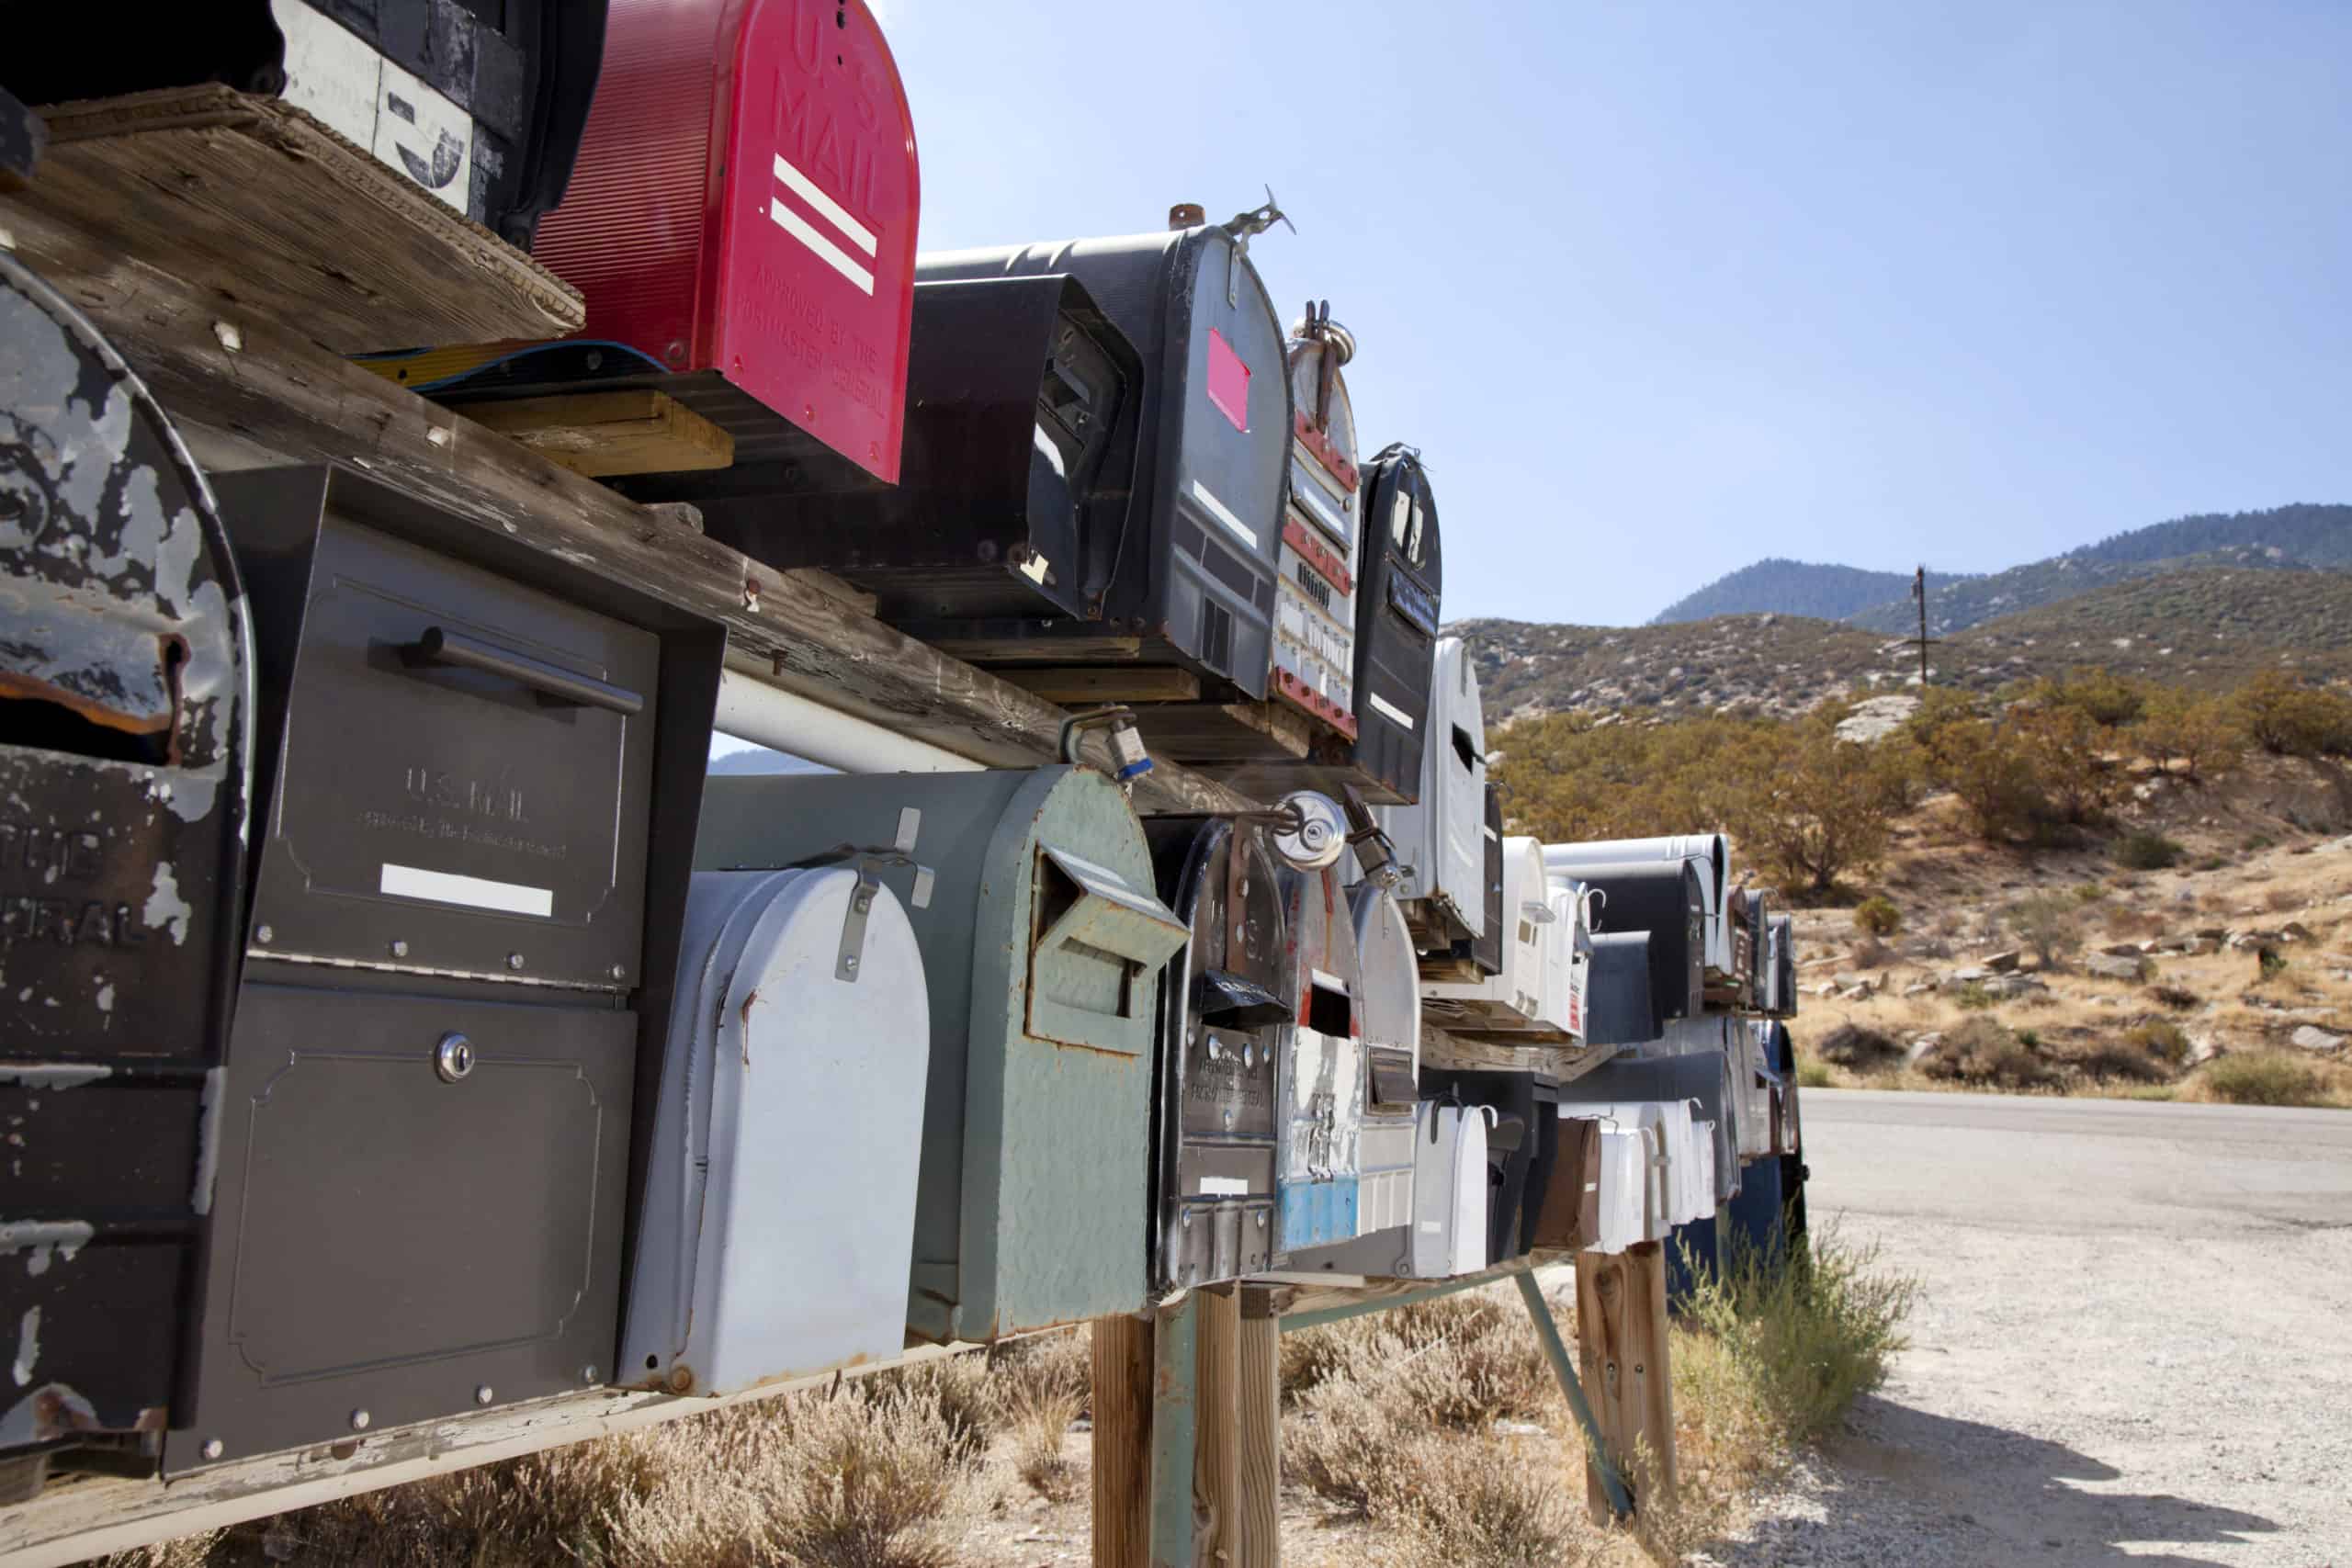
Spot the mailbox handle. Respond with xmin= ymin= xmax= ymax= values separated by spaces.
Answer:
xmin=402 ymin=627 xmax=645 ymax=716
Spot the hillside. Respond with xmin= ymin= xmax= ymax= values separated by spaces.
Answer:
xmin=1650 ymin=559 xmax=1970 ymax=625
xmin=1458 ymin=565 xmax=2352 ymax=725
xmin=1843 ymin=544 xmax=2317 ymax=637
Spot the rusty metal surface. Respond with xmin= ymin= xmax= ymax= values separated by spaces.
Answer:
xmin=0 ymin=251 xmax=251 ymax=1464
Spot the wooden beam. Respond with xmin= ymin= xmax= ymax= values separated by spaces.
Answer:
xmin=1000 ymin=665 xmax=1204 ymax=705
xmin=448 ymin=389 xmax=733 ymax=478
xmin=22 ymin=85 xmax=581 ymax=351
xmin=1193 ymin=1286 xmax=1242 ymax=1567
xmin=1234 ymin=1290 xmax=1282 ymax=1568
xmin=1574 ymin=1243 xmax=1676 ymax=1524
xmin=1091 ymin=1314 xmax=1154 ymax=1568
xmin=0 ymin=190 xmax=1250 ymax=816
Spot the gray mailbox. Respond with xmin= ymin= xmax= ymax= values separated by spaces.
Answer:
xmin=695 ymin=766 xmax=1187 ymax=1343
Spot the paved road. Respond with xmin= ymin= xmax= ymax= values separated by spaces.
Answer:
xmin=1724 ymin=1089 xmax=2352 ymax=1568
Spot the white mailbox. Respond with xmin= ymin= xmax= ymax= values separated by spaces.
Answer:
xmin=1410 ymin=1100 xmax=1490 ymax=1279
xmin=1424 ymin=836 xmax=1569 ymax=1039
xmin=1378 ymin=636 xmax=1487 ymax=954
xmin=1351 ymin=881 xmax=1422 ymax=1239
xmin=624 ymin=868 xmax=929 ymax=1395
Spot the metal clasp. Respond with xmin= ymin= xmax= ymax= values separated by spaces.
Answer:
xmin=783 ymin=807 xmax=933 ymax=984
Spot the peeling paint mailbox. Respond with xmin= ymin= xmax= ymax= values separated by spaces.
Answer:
xmin=695 ymin=766 xmax=1186 ymax=1342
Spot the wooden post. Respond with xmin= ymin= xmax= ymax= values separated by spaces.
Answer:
xmin=1193 ymin=1286 xmax=1241 ymax=1566
xmin=1574 ymin=1242 xmax=1677 ymax=1524
xmin=1234 ymin=1289 xmax=1282 ymax=1568
xmin=1092 ymin=1313 xmax=1154 ymax=1568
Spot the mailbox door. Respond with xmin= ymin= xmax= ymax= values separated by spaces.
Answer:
xmin=624 ymin=868 xmax=927 ymax=1395
xmin=1147 ymin=818 xmax=1285 ymax=1292
xmin=1374 ymin=635 xmax=1485 ymax=946
xmin=1351 ymin=444 xmax=1442 ymax=800
xmin=1408 ymin=1102 xmax=1488 ymax=1279
xmin=1349 ymin=884 xmax=1420 ymax=1238
xmin=0 ymin=256 xmax=251 ymax=1462
xmin=1274 ymin=863 xmax=1365 ymax=1255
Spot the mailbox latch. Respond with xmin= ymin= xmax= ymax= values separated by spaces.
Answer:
xmin=782 ymin=807 xmax=933 ymax=983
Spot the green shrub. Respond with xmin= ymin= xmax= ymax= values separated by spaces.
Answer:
xmin=2126 ymin=1020 xmax=2191 ymax=1064
xmin=1796 ymin=1056 xmax=1835 ymax=1089
xmin=2004 ymin=893 xmax=2084 ymax=970
xmin=1851 ymin=896 xmax=1902 ymax=937
xmin=1679 ymin=1225 xmax=1916 ymax=1445
xmin=2072 ymin=882 xmax=2107 ymax=904
xmin=2198 ymin=1052 xmax=2324 ymax=1107
xmin=1951 ymin=983 xmax=1994 ymax=1011
xmin=2114 ymin=831 xmax=2186 ymax=871
xmin=1925 ymin=1016 xmax=2060 ymax=1089
xmin=2242 ymin=834 xmax=2274 ymax=853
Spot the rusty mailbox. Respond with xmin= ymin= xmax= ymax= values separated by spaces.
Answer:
xmin=1144 ymin=815 xmax=1290 ymax=1292
xmin=695 ymin=766 xmax=1187 ymax=1342
xmin=0 ymin=256 xmax=253 ymax=1480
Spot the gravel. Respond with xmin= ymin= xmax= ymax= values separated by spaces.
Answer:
xmin=1708 ymin=1091 xmax=2352 ymax=1567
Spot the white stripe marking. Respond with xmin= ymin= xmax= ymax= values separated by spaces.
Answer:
xmin=772 ymin=152 xmax=878 ymax=256
xmin=1198 ymin=1178 xmax=1250 ymax=1197
xmin=379 ymin=863 xmax=553 ymax=918
xmin=768 ymin=197 xmax=876 ymax=295
xmin=1189 ymin=479 xmax=1259 ymax=549
xmin=1367 ymin=691 xmax=1415 ymax=730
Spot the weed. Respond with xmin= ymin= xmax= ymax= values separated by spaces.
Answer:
xmin=1921 ymin=1016 xmax=2060 ymax=1089
xmin=1387 ymin=1436 xmax=1580 ymax=1568
xmin=1852 ymin=896 xmax=1903 ymax=937
xmin=1952 ymin=983 xmax=1995 ymax=1011
xmin=2243 ymin=834 xmax=2274 ymax=852
xmin=1008 ymin=1386 xmax=1081 ymax=1503
xmin=2152 ymin=983 xmax=2199 ymax=1010
xmin=2114 ymin=830 xmax=2186 ymax=871
xmin=2072 ymin=882 xmax=2107 ymax=903
xmin=2195 ymin=855 xmax=2228 ymax=872
xmin=1796 ymin=1056 xmax=1835 ymax=1089
xmin=2195 ymin=1051 xmax=2326 ymax=1107
xmin=2126 ymin=1019 xmax=2190 ymax=1065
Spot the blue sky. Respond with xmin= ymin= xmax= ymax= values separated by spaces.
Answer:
xmin=884 ymin=0 xmax=2352 ymax=626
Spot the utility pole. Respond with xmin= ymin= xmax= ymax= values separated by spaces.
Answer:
xmin=1905 ymin=566 xmax=1939 ymax=687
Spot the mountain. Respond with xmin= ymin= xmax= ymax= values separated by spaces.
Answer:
xmin=707 ymin=744 xmax=834 ymax=776
xmin=1843 ymin=544 xmax=2319 ymax=637
xmin=1651 ymin=559 xmax=1970 ymax=625
xmin=1457 ymin=566 xmax=2352 ymax=728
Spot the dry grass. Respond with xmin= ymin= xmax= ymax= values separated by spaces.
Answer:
xmin=2181 ymin=1051 xmax=2352 ymax=1108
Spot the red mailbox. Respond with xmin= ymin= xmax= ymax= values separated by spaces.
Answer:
xmin=531 ymin=0 xmax=921 ymax=480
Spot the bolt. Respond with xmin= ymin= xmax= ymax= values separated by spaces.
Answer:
xmin=211 ymin=320 xmax=243 ymax=353
xmin=1255 ymin=1212 xmax=1267 ymax=1228
xmin=390 ymin=940 xmax=409 ymax=958
xmin=582 ymin=1365 xmax=600 ymax=1385
xmin=255 ymin=925 xmax=274 ymax=944
xmin=201 ymin=1438 xmax=225 ymax=1461
xmin=610 ymin=964 xmax=626 ymax=979
xmin=843 ymin=954 xmax=859 ymax=973
xmin=853 ymin=892 xmax=872 ymax=914
xmin=506 ymin=953 xmax=525 ymax=971
xmin=1222 ymin=1109 xmax=1234 ymax=1129
xmin=475 ymin=1385 xmax=494 ymax=1405
xmin=349 ymin=1409 xmax=370 ymax=1431
xmin=1181 ymin=1211 xmax=1192 ymax=1229
xmin=426 ymin=425 xmax=452 ymax=447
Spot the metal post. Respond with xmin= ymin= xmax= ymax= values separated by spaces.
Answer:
xmin=1146 ymin=1293 xmax=1201 ymax=1568
xmin=1513 ymin=1269 xmax=1634 ymax=1520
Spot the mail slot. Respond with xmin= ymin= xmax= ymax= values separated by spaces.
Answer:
xmin=1269 ymin=310 xmax=1361 ymax=739
xmin=1145 ymin=817 xmax=1288 ymax=1292
xmin=1425 ymin=837 xmax=1559 ymax=1036
xmin=0 ymin=257 xmax=253 ymax=1475
xmin=1378 ymin=636 xmax=1487 ymax=956
xmin=918 ymin=220 xmax=1292 ymax=698
xmin=622 ymin=868 xmax=928 ymax=1395
xmin=655 ymin=275 xmax=1142 ymax=628
xmin=695 ymin=766 xmax=1185 ymax=1342
xmin=174 ymin=465 xmax=723 ymax=1471
xmin=1351 ymin=444 xmax=1442 ymax=801
xmin=1272 ymin=859 xmax=1365 ymax=1255
xmin=1568 ymin=859 xmax=1705 ymax=1024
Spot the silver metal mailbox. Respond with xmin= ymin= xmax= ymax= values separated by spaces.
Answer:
xmin=1424 ymin=836 xmax=1566 ymax=1038
xmin=1272 ymin=860 xmax=1366 ymax=1254
xmin=622 ymin=868 xmax=928 ymax=1396
xmin=695 ymin=766 xmax=1187 ymax=1343
xmin=1377 ymin=636 xmax=1487 ymax=956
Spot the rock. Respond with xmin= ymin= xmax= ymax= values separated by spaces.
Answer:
xmin=2085 ymin=953 xmax=2148 ymax=982
xmin=1984 ymin=950 xmax=2021 ymax=974
xmin=2281 ymin=921 xmax=2314 ymax=942
xmin=1903 ymin=1032 xmax=1943 ymax=1068
xmin=1833 ymin=973 xmax=1865 ymax=991
xmin=1903 ymin=981 xmax=1937 ymax=998
xmin=2187 ymin=1034 xmax=2222 ymax=1066
xmin=2099 ymin=942 xmax=2144 ymax=958
xmin=1943 ymin=966 xmax=1992 ymax=989
xmin=1817 ymin=1023 xmax=1905 ymax=1068
xmin=1839 ymin=983 xmax=1875 ymax=1001
xmin=1810 ymin=981 xmax=1838 ymax=998
xmin=1834 ymin=694 xmax=1920 ymax=744
xmin=1980 ymin=974 xmax=2045 ymax=1000
xmin=2197 ymin=928 xmax=2228 ymax=942
xmin=2290 ymin=1025 xmax=2346 ymax=1053
xmin=2320 ymin=833 xmax=2352 ymax=853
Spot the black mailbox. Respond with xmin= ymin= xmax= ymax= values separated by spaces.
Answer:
xmin=166 ymin=466 xmax=722 ymax=1472
xmin=1575 ymin=860 xmax=1706 ymax=1025
xmin=640 ymin=275 xmax=1143 ymax=627
xmin=910 ymin=224 xmax=1294 ymax=698
xmin=0 ymin=257 xmax=253 ymax=1480
xmin=1351 ymin=445 xmax=1443 ymax=799
xmin=1146 ymin=817 xmax=1291 ymax=1291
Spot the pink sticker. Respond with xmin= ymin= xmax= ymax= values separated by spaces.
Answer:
xmin=1205 ymin=328 xmax=1250 ymax=433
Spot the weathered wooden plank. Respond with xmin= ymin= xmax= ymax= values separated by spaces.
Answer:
xmin=449 ymin=389 xmax=733 ymax=478
xmin=1001 ymin=665 xmax=1204 ymax=705
xmin=1575 ymin=1243 xmax=1676 ymax=1523
xmin=22 ymin=85 xmax=581 ymax=351
xmin=0 ymin=191 xmax=1249 ymax=815
xmin=1091 ymin=1314 xmax=1155 ymax=1568
xmin=780 ymin=567 xmax=879 ymax=618
xmin=1130 ymin=701 xmax=1314 ymax=763
xmin=1193 ymin=1286 xmax=1242 ymax=1566
xmin=1419 ymin=1027 xmax=1618 ymax=1087
xmin=1234 ymin=1290 xmax=1282 ymax=1568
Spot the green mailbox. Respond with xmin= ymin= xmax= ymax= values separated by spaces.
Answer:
xmin=696 ymin=765 xmax=1187 ymax=1343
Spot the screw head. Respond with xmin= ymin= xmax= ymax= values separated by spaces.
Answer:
xmin=582 ymin=1365 xmax=600 ymax=1385
xmin=1181 ymin=1211 xmax=1192 ymax=1229
xmin=475 ymin=1385 xmax=494 ymax=1405
xmin=201 ymin=1438 xmax=225 ymax=1461
xmin=609 ymin=964 xmax=626 ymax=979
xmin=1222 ymin=1109 xmax=1234 ymax=1129
xmin=506 ymin=953 xmax=526 ymax=971
xmin=842 ymin=954 xmax=859 ymax=972
xmin=255 ymin=925 xmax=274 ymax=944
xmin=390 ymin=939 xmax=409 ymax=958
xmin=1255 ymin=1212 xmax=1267 ymax=1229
xmin=349 ymin=1409 xmax=370 ymax=1431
